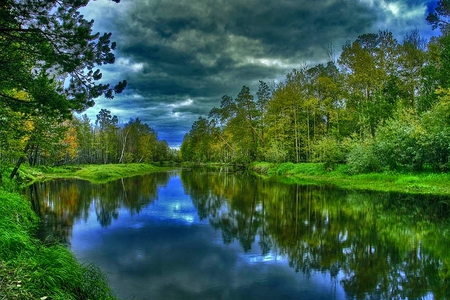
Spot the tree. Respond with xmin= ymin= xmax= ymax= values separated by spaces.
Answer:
xmin=397 ymin=30 xmax=427 ymax=109
xmin=7 ymin=79 xmax=73 ymax=178
xmin=120 ymin=118 xmax=157 ymax=163
xmin=255 ymin=81 xmax=272 ymax=159
xmin=233 ymin=86 xmax=260 ymax=162
xmin=153 ymin=140 xmax=171 ymax=162
xmin=95 ymin=109 xmax=119 ymax=164
xmin=72 ymin=114 xmax=95 ymax=164
xmin=181 ymin=117 xmax=213 ymax=162
xmin=339 ymin=31 xmax=400 ymax=137
xmin=0 ymin=0 xmax=126 ymax=116
xmin=1 ymin=0 xmax=126 ymax=176
xmin=426 ymin=0 xmax=450 ymax=33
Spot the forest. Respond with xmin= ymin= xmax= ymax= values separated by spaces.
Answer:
xmin=3 ymin=1 xmax=450 ymax=180
xmin=181 ymin=3 xmax=450 ymax=174
xmin=0 ymin=0 xmax=178 ymax=181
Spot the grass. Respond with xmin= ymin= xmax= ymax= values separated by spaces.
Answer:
xmin=0 ymin=190 xmax=117 ymax=300
xmin=250 ymin=162 xmax=450 ymax=195
xmin=20 ymin=163 xmax=173 ymax=184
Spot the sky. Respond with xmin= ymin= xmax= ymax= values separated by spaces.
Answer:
xmin=79 ymin=0 xmax=439 ymax=148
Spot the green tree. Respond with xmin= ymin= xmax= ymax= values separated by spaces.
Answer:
xmin=233 ymin=86 xmax=260 ymax=162
xmin=72 ymin=114 xmax=95 ymax=164
xmin=120 ymin=118 xmax=157 ymax=163
xmin=421 ymin=88 xmax=450 ymax=171
xmin=0 ymin=0 xmax=126 ymax=115
xmin=397 ymin=30 xmax=427 ymax=109
xmin=374 ymin=109 xmax=426 ymax=171
xmin=207 ymin=95 xmax=238 ymax=162
xmin=181 ymin=117 xmax=213 ymax=162
xmin=255 ymin=81 xmax=272 ymax=160
xmin=420 ymin=1 xmax=450 ymax=111
xmin=1 ymin=0 xmax=126 ymax=176
xmin=426 ymin=0 xmax=450 ymax=33
xmin=339 ymin=31 xmax=399 ymax=137
xmin=153 ymin=140 xmax=171 ymax=162
xmin=95 ymin=109 xmax=119 ymax=164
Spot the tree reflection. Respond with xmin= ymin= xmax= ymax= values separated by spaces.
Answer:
xmin=27 ymin=172 xmax=172 ymax=241
xmin=27 ymin=170 xmax=450 ymax=299
xmin=181 ymin=169 xmax=450 ymax=299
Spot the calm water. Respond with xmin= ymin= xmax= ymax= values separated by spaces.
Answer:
xmin=27 ymin=169 xmax=450 ymax=299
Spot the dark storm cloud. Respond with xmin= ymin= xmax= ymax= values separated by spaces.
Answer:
xmin=81 ymin=0 xmax=436 ymax=147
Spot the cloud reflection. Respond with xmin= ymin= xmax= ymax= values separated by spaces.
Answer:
xmin=70 ymin=176 xmax=345 ymax=300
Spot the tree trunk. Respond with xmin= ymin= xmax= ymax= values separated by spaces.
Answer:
xmin=10 ymin=138 xmax=33 ymax=179
xmin=118 ymin=127 xmax=130 ymax=163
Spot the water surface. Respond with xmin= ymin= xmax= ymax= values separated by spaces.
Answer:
xmin=28 ymin=169 xmax=450 ymax=299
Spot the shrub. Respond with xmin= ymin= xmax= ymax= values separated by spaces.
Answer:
xmin=345 ymin=140 xmax=381 ymax=174
xmin=374 ymin=109 xmax=425 ymax=172
xmin=311 ymin=136 xmax=344 ymax=170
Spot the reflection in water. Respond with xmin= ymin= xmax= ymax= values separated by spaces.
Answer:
xmin=28 ymin=172 xmax=171 ymax=243
xmin=27 ymin=170 xmax=450 ymax=299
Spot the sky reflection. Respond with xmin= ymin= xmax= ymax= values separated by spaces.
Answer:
xmin=69 ymin=175 xmax=346 ymax=300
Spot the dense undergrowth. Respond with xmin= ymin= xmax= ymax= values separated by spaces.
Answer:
xmin=250 ymin=162 xmax=450 ymax=195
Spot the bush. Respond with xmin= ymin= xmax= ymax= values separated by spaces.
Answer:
xmin=374 ymin=110 xmax=426 ymax=172
xmin=422 ymin=130 xmax=450 ymax=171
xmin=345 ymin=140 xmax=381 ymax=174
xmin=311 ymin=136 xmax=344 ymax=170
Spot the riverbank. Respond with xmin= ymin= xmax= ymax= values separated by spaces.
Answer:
xmin=250 ymin=162 xmax=450 ymax=196
xmin=1 ymin=163 xmax=172 ymax=299
xmin=0 ymin=189 xmax=118 ymax=299
xmin=20 ymin=163 xmax=174 ymax=184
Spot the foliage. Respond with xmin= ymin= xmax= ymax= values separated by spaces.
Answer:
xmin=374 ymin=109 xmax=426 ymax=171
xmin=345 ymin=138 xmax=381 ymax=174
xmin=0 ymin=0 xmax=126 ymax=114
xmin=179 ymin=1 xmax=450 ymax=174
xmin=311 ymin=136 xmax=344 ymax=170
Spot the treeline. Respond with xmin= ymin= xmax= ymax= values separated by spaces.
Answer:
xmin=181 ymin=4 xmax=450 ymax=173
xmin=72 ymin=109 xmax=177 ymax=165
xmin=0 ymin=107 xmax=177 ymax=171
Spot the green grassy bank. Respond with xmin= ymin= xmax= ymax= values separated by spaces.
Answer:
xmin=1 ymin=163 xmax=173 ymax=299
xmin=0 ymin=189 xmax=117 ymax=299
xmin=250 ymin=162 xmax=450 ymax=196
xmin=20 ymin=163 xmax=173 ymax=184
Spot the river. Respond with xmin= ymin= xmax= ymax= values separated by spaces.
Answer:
xmin=27 ymin=169 xmax=450 ymax=299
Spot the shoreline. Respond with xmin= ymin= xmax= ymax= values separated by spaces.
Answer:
xmin=249 ymin=162 xmax=450 ymax=196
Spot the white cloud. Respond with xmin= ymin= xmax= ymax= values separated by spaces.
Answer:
xmin=168 ymin=98 xmax=194 ymax=108
xmin=116 ymin=57 xmax=145 ymax=73
xmin=358 ymin=0 xmax=428 ymax=33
